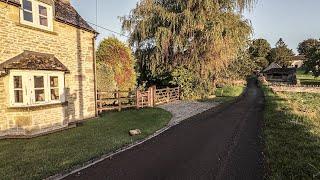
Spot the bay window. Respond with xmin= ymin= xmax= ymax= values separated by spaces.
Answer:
xmin=20 ymin=0 xmax=53 ymax=31
xmin=9 ymin=70 xmax=65 ymax=107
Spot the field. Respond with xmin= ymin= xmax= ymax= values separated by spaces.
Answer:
xmin=0 ymin=108 xmax=171 ymax=180
xmin=296 ymin=69 xmax=320 ymax=85
xmin=263 ymin=87 xmax=320 ymax=179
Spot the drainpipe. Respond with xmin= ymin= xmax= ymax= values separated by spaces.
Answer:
xmin=93 ymin=33 xmax=98 ymax=117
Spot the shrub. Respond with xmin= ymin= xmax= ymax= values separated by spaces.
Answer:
xmin=96 ymin=62 xmax=117 ymax=92
xmin=96 ymin=37 xmax=136 ymax=91
xmin=170 ymin=67 xmax=214 ymax=99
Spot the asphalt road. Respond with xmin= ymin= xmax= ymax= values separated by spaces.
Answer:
xmin=65 ymin=80 xmax=265 ymax=180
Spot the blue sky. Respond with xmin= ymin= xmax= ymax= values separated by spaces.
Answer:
xmin=72 ymin=0 xmax=320 ymax=54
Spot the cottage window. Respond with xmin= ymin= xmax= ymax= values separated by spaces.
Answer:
xmin=9 ymin=70 xmax=65 ymax=107
xmin=22 ymin=0 xmax=33 ymax=22
xmin=13 ymin=76 xmax=24 ymax=103
xmin=38 ymin=5 xmax=48 ymax=26
xmin=34 ymin=76 xmax=45 ymax=102
xmin=20 ymin=0 xmax=53 ymax=31
xmin=50 ymin=76 xmax=60 ymax=100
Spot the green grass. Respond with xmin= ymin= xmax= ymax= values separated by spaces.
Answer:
xmin=0 ymin=108 xmax=171 ymax=180
xmin=262 ymin=87 xmax=320 ymax=179
xmin=197 ymin=85 xmax=245 ymax=103
xmin=296 ymin=69 xmax=320 ymax=85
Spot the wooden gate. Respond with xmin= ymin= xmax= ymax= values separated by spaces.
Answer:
xmin=136 ymin=90 xmax=151 ymax=108
xmin=97 ymin=86 xmax=180 ymax=113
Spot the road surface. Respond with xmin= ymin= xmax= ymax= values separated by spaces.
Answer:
xmin=65 ymin=80 xmax=265 ymax=180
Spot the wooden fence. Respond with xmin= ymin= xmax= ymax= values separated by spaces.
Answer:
xmin=97 ymin=86 xmax=180 ymax=114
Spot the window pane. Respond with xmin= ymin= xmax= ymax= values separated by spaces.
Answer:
xmin=23 ymin=11 xmax=33 ymax=22
xmin=14 ymin=76 xmax=22 ymax=89
xmin=51 ymin=89 xmax=60 ymax=100
xmin=39 ymin=16 xmax=48 ymax=26
xmin=39 ymin=5 xmax=47 ymax=16
xmin=23 ymin=0 xmax=32 ymax=11
xmin=35 ymin=90 xmax=45 ymax=102
xmin=40 ymin=16 xmax=48 ymax=26
xmin=34 ymin=76 xmax=44 ymax=88
xmin=14 ymin=90 xmax=23 ymax=103
xmin=50 ymin=76 xmax=58 ymax=87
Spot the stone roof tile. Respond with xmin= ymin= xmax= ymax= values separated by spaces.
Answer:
xmin=0 ymin=51 xmax=69 ymax=74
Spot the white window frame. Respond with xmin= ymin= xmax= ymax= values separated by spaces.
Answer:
xmin=9 ymin=70 xmax=65 ymax=107
xmin=20 ymin=0 xmax=53 ymax=31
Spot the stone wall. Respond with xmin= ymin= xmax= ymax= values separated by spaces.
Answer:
xmin=0 ymin=2 xmax=96 ymax=137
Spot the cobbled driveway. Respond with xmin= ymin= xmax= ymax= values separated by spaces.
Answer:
xmin=159 ymin=100 xmax=220 ymax=126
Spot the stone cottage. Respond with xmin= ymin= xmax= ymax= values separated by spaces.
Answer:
xmin=0 ymin=0 xmax=98 ymax=137
xmin=289 ymin=55 xmax=306 ymax=68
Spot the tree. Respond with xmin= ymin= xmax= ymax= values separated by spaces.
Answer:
xmin=122 ymin=0 xmax=254 ymax=98
xmin=298 ymin=39 xmax=320 ymax=76
xmin=253 ymin=57 xmax=269 ymax=69
xmin=96 ymin=37 xmax=136 ymax=91
xmin=96 ymin=62 xmax=117 ymax=92
xmin=297 ymin=39 xmax=320 ymax=73
xmin=248 ymin=38 xmax=271 ymax=69
xmin=267 ymin=38 xmax=295 ymax=67
xmin=305 ymin=46 xmax=320 ymax=77
xmin=249 ymin=38 xmax=271 ymax=58
xmin=297 ymin=39 xmax=320 ymax=55
xmin=222 ymin=50 xmax=258 ymax=80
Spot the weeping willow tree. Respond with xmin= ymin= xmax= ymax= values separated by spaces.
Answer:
xmin=122 ymin=0 xmax=255 ymax=98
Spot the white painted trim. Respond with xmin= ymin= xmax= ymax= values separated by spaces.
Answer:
xmin=19 ymin=0 xmax=53 ymax=31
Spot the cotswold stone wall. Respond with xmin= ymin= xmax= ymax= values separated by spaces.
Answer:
xmin=0 ymin=2 xmax=96 ymax=137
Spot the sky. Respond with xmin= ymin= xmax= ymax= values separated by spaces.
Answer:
xmin=72 ymin=0 xmax=320 ymax=54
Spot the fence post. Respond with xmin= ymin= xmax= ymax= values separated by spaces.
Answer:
xmin=97 ymin=90 xmax=101 ymax=114
xmin=177 ymin=87 xmax=181 ymax=100
xmin=167 ymin=87 xmax=171 ymax=102
xmin=116 ymin=91 xmax=121 ymax=112
xmin=148 ymin=86 xmax=156 ymax=107
xmin=136 ymin=89 xmax=140 ymax=109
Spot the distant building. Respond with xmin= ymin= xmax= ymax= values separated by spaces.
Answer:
xmin=289 ymin=55 xmax=306 ymax=68
xmin=263 ymin=63 xmax=297 ymax=84
xmin=263 ymin=62 xmax=282 ymax=72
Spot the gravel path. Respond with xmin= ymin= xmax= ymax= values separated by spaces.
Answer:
xmin=64 ymin=79 xmax=265 ymax=180
xmin=159 ymin=100 xmax=221 ymax=126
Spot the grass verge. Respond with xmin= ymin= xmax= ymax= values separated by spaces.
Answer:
xmin=197 ymin=84 xmax=245 ymax=103
xmin=0 ymin=108 xmax=171 ymax=180
xmin=262 ymin=86 xmax=320 ymax=179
